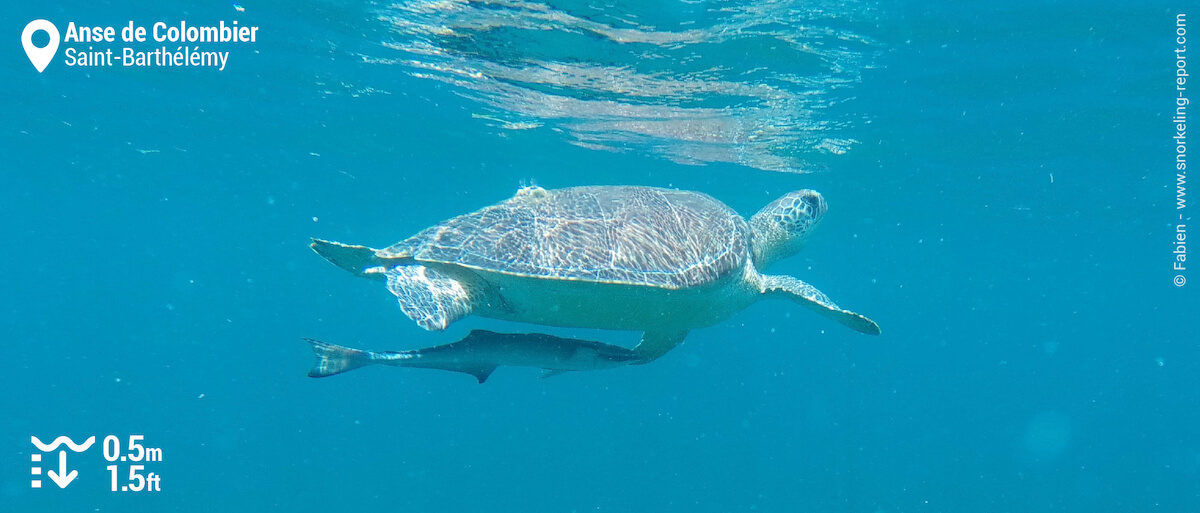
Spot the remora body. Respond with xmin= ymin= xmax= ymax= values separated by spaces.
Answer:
xmin=306 ymin=329 xmax=640 ymax=383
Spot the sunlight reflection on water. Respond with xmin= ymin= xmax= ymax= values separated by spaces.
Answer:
xmin=366 ymin=0 xmax=882 ymax=173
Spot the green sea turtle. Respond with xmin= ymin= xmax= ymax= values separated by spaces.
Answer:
xmin=312 ymin=185 xmax=879 ymax=362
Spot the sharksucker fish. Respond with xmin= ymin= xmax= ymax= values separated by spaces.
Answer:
xmin=306 ymin=329 xmax=642 ymax=383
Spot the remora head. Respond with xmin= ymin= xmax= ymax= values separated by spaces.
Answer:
xmin=749 ymin=189 xmax=828 ymax=270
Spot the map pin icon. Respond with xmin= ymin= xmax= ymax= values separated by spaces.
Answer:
xmin=22 ymin=20 xmax=60 ymax=73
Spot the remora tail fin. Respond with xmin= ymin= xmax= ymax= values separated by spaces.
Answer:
xmin=305 ymin=338 xmax=375 ymax=377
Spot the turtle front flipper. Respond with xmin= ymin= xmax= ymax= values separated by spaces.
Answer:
xmin=386 ymin=266 xmax=474 ymax=331
xmin=631 ymin=330 xmax=689 ymax=364
xmin=760 ymin=275 xmax=881 ymax=335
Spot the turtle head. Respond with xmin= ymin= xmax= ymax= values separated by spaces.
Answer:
xmin=749 ymin=189 xmax=827 ymax=270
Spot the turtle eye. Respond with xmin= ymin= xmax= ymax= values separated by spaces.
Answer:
xmin=793 ymin=190 xmax=826 ymax=218
xmin=797 ymin=191 xmax=824 ymax=214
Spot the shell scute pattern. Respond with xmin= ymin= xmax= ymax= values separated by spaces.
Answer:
xmin=398 ymin=186 xmax=748 ymax=288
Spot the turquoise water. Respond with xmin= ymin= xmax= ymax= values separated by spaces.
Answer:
xmin=3 ymin=1 xmax=1197 ymax=512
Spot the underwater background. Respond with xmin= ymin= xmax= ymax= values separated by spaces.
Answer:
xmin=2 ymin=0 xmax=1197 ymax=512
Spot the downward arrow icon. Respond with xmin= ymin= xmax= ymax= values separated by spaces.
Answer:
xmin=46 ymin=451 xmax=77 ymax=488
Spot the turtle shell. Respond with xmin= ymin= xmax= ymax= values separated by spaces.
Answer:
xmin=379 ymin=186 xmax=750 ymax=289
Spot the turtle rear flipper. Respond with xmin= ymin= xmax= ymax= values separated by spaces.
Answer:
xmin=760 ymin=275 xmax=880 ymax=335
xmin=631 ymin=330 xmax=689 ymax=363
xmin=386 ymin=266 xmax=474 ymax=331
xmin=311 ymin=239 xmax=387 ymax=278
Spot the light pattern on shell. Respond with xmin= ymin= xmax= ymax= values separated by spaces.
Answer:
xmin=379 ymin=186 xmax=750 ymax=289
